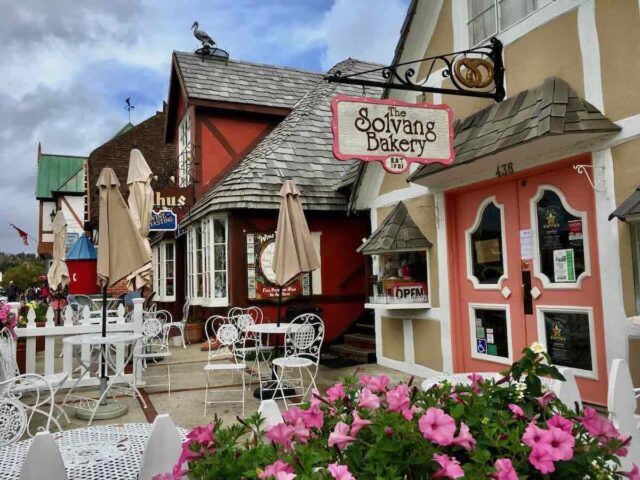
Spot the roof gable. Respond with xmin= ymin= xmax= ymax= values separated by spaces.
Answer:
xmin=186 ymin=59 xmax=384 ymax=220
xmin=358 ymin=202 xmax=432 ymax=254
xmin=36 ymin=154 xmax=86 ymax=199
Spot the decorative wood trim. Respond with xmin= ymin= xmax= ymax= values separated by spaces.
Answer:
xmin=202 ymin=117 xmax=239 ymax=159
xmin=190 ymin=98 xmax=290 ymax=117
xmin=60 ymin=196 xmax=83 ymax=228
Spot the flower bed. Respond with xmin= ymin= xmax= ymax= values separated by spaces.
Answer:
xmin=163 ymin=346 xmax=637 ymax=479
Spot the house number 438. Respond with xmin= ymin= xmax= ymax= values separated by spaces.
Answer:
xmin=496 ymin=162 xmax=514 ymax=177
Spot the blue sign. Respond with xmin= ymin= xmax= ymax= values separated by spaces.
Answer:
xmin=149 ymin=210 xmax=177 ymax=231
xmin=476 ymin=339 xmax=487 ymax=354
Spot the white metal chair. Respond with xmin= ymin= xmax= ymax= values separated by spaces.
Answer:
xmin=229 ymin=307 xmax=273 ymax=384
xmin=0 ymin=373 xmax=58 ymax=444
xmin=0 ymin=328 xmax=69 ymax=430
xmin=273 ymin=313 xmax=324 ymax=409
xmin=18 ymin=430 xmax=68 ymax=480
xmin=163 ymin=298 xmax=189 ymax=348
xmin=138 ymin=414 xmax=182 ymax=480
xmin=203 ymin=320 xmax=247 ymax=416
xmin=608 ymin=359 xmax=640 ymax=468
xmin=133 ymin=312 xmax=172 ymax=395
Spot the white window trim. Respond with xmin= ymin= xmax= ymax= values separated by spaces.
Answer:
xmin=153 ymin=240 xmax=176 ymax=302
xmin=204 ymin=214 xmax=229 ymax=308
xmin=529 ymin=184 xmax=591 ymax=290
xmin=535 ymin=304 xmax=598 ymax=380
xmin=468 ymin=302 xmax=513 ymax=365
xmin=465 ymin=196 xmax=508 ymax=290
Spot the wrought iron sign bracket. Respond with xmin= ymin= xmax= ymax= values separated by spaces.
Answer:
xmin=325 ymin=37 xmax=505 ymax=103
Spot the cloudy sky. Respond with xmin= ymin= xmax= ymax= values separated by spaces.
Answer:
xmin=0 ymin=0 xmax=408 ymax=254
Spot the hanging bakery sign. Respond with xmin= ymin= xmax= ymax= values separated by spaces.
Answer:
xmin=331 ymin=95 xmax=455 ymax=174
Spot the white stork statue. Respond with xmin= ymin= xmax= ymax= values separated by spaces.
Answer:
xmin=191 ymin=21 xmax=216 ymax=49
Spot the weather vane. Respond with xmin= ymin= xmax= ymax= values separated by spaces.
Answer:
xmin=124 ymin=97 xmax=135 ymax=122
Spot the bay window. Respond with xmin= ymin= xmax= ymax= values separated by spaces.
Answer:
xmin=186 ymin=215 xmax=229 ymax=306
xmin=467 ymin=0 xmax=552 ymax=46
xmin=152 ymin=241 xmax=175 ymax=302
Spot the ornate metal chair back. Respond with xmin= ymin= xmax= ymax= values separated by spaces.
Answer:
xmin=284 ymin=313 xmax=324 ymax=364
xmin=0 ymin=328 xmax=19 ymax=383
xmin=139 ymin=311 xmax=170 ymax=354
xmin=181 ymin=298 xmax=191 ymax=325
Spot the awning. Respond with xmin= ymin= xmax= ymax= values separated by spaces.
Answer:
xmin=358 ymin=202 xmax=432 ymax=255
xmin=609 ymin=188 xmax=640 ymax=222
xmin=407 ymin=77 xmax=620 ymax=185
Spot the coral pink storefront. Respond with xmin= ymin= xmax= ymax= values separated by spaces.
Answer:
xmin=446 ymin=156 xmax=607 ymax=404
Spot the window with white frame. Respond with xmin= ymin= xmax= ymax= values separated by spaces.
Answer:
xmin=153 ymin=241 xmax=176 ymax=302
xmin=630 ymin=223 xmax=640 ymax=315
xmin=177 ymin=112 xmax=192 ymax=187
xmin=467 ymin=0 xmax=552 ymax=46
xmin=186 ymin=216 xmax=229 ymax=306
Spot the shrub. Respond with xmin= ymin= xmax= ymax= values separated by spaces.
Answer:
xmin=163 ymin=345 xmax=637 ymax=479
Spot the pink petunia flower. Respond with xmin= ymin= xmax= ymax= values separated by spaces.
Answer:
xmin=310 ymin=388 xmax=322 ymax=408
xmin=536 ymin=391 xmax=556 ymax=408
xmin=418 ymin=408 xmax=456 ymax=446
xmin=432 ymin=453 xmax=464 ymax=479
xmin=546 ymin=426 xmax=575 ymax=461
xmin=386 ymin=384 xmax=410 ymax=412
xmin=303 ymin=404 xmax=325 ymax=429
xmin=581 ymin=407 xmax=624 ymax=445
xmin=274 ymin=473 xmax=295 ymax=480
xmin=291 ymin=418 xmax=310 ymax=444
xmin=467 ymin=373 xmax=483 ymax=393
xmin=327 ymin=463 xmax=355 ymax=480
xmin=359 ymin=374 xmax=390 ymax=392
xmin=265 ymin=423 xmax=296 ymax=451
xmin=358 ymin=388 xmax=380 ymax=411
xmin=282 ymin=407 xmax=306 ymax=425
xmin=522 ymin=422 xmax=551 ymax=449
xmin=350 ymin=410 xmax=372 ymax=436
xmin=259 ymin=460 xmax=294 ymax=479
xmin=508 ymin=404 xmax=525 ymax=419
xmin=528 ymin=445 xmax=555 ymax=474
xmin=621 ymin=464 xmax=640 ymax=480
xmin=186 ymin=422 xmax=216 ymax=446
xmin=547 ymin=414 xmax=573 ymax=433
xmin=328 ymin=421 xmax=356 ymax=451
xmin=451 ymin=422 xmax=476 ymax=451
xmin=401 ymin=405 xmax=420 ymax=421
xmin=326 ymin=383 xmax=346 ymax=402
xmin=493 ymin=458 xmax=518 ymax=480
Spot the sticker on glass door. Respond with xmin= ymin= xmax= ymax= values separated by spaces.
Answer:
xmin=468 ymin=304 xmax=512 ymax=365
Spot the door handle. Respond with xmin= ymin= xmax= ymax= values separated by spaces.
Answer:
xmin=522 ymin=271 xmax=533 ymax=314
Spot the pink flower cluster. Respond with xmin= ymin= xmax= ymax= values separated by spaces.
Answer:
xmin=522 ymin=416 xmax=575 ymax=473
xmin=0 ymin=301 xmax=17 ymax=335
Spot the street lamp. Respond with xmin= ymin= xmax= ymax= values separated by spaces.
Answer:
xmin=50 ymin=209 xmax=57 ymax=224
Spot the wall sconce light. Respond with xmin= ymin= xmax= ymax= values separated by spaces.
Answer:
xmin=50 ymin=209 xmax=57 ymax=224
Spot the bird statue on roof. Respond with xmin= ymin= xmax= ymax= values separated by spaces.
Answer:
xmin=191 ymin=21 xmax=216 ymax=49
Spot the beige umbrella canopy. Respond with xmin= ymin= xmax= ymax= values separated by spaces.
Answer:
xmin=272 ymin=179 xmax=320 ymax=287
xmin=47 ymin=210 xmax=69 ymax=291
xmin=96 ymin=167 xmax=150 ymax=288
xmin=126 ymin=149 xmax=154 ymax=289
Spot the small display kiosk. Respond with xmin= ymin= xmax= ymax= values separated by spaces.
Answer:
xmin=66 ymin=235 xmax=99 ymax=295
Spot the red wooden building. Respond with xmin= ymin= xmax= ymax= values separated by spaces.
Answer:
xmin=154 ymin=51 xmax=381 ymax=351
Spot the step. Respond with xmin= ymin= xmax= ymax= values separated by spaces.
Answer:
xmin=329 ymin=344 xmax=377 ymax=364
xmin=343 ymin=333 xmax=376 ymax=350
xmin=354 ymin=323 xmax=375 ymax=335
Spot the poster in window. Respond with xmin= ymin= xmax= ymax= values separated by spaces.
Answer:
xmin=553 ymin=249 xmax=576 ymax=282
xmin=543 ymin=310 xmax=593 ymax=372
xmin=473 ymin=309 xmax=509 ymax=359
xmin=246 ymin=232 xmax=311 ymax=301
xmin=474 ymin=238 xmax=501 ymax=264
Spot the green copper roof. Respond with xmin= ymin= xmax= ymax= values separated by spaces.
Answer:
xmin=36 ymin=154 xmax=87 ymax=199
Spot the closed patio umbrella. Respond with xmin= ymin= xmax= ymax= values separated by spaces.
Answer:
xmin=126 ymin=148 xmax=154 ymax=290
xmin=47 ymin=210 xmax=70 ymax=292
xmin=96 ymin=167 xmax=150 ymax=408
xmin=272 ymin=179 xmax=320 ymax=323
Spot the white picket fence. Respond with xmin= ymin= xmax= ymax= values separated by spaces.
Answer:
xmin=9 ymin=299 xmax=144 ymax=390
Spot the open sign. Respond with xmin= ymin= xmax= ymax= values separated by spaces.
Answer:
xmin=391 ymin=282 xmax=427 ymax=299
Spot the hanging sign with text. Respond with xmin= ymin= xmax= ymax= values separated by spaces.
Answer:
xmin=149 ymin=209 xmax=178 ymax=231
xmin=331 ymin=95 xmax=454 ymax=174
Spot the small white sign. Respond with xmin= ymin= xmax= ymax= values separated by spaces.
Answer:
xmin=553 ymin=249 xmax=576 ymax=282
xmin=520 ymin=229 xmax=533 ymax=260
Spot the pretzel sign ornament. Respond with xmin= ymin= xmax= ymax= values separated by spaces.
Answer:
xmin=331 ymin=96 xmax=455 ymax=174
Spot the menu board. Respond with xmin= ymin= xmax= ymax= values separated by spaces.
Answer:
xmin=246 ymin=232 xmax=311 ymax=301
xmin=543 ymin=310 xmax=592 ymax=372
xmin=473 ymin=308 xmax=509 ymax=359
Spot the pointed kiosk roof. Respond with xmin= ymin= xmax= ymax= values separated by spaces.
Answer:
xmin=66 ymin=235 xmax=97 ymax=261
xmin=358 ymin=202 xmax=432 ymax=255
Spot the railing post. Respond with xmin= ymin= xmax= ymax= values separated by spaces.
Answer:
xmin=132 ymin=298 xmax=144 ymax=383
xmin=25 ymin=307 xmax=36 ymax=373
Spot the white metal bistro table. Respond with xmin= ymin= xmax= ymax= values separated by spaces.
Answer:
xmin=247 ymin=323 xmax=303 ymax=400
xmin=0 ymin=423 xmax=187 ymax=480
xmin=62 ymin=333 xmax=144 ymax=425
xmin=421 ymin=372 xmax=502 ymax=391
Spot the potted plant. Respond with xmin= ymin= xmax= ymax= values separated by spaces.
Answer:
xmin=186 ymin=316 xmax=206 ymax=344
xmin=167 ymin=345 xmax=637 ymax=479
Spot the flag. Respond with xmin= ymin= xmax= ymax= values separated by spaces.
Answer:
xmin=10 ymin=224 xmax=29 ymax=246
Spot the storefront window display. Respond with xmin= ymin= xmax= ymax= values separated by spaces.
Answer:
xmin=370 ymin=251 xmax=429 ymax=305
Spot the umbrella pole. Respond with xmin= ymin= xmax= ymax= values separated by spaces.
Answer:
xmin=277 ymin=286 xmax=283 ymax=326
xmin=99 ymin=285 xmax=108 ymax=404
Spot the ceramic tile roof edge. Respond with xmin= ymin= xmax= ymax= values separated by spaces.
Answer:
xmin=609 ymin=187 xmax=640 ymax=221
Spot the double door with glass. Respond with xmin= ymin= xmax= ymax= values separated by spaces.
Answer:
xmin=449 ymin=159 xmax=607 ymax=404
